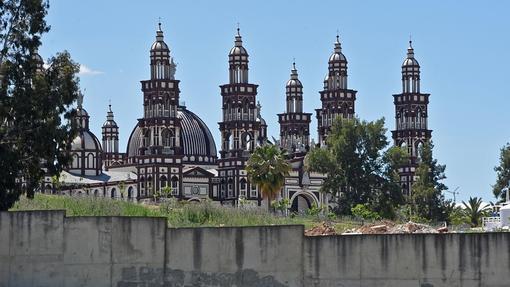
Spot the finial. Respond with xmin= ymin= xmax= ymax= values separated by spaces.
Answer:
xmin=292 ymin=58 xmax=296 ymax=70
xmin=158 ymin=17 xmax=162 ymax=31
xmin=336 ymin=29 xmax=340 ymax=42
xmin=77 ymin=90 xmax=84 ymax=108
xmin=409 ymin=34 xmax=413 ymax=48
xmin=236 ymin=22 xmax=240 ymax=36
xmin=108 ymin=99 xmax=112 ymax=111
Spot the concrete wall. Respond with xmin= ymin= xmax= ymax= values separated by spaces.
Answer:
xmin=1 ymin=211 xmax=509 ymax=287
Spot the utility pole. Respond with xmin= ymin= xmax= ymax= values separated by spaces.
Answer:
xmin=445 ymin=186 xmax=460 ymax=203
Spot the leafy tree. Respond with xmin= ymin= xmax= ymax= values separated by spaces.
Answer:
xmin=246 ymin=144 xmax=291 ymax=212
xmin=271 ymin=198 xmax=290 ymax=215
xmin=160 ymin=186 xmax=172 ymax=199
xmin=410 ymin=142 xmax=449 ymax=222
xmin=118 ymin=181 xmax=126 ymax=199
xmin=351 ymin=204 xmax=381 ymax=220
xmin=493 ymin=144 xmax=510 ymax=202
xmin=305 ymin=117 xmax=405 ymax=217
xmin=0 ymin=0 xmax=80 ymax=210
xmin=462 ymin=197 xmax=489 ymax=227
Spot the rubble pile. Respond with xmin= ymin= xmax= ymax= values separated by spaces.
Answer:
xmin=305 ymin=222 xmax=336 ymax=236
xmin=345 ymin=221 xmax=443 ymax=235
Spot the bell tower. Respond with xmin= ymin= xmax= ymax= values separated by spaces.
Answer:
xmin=135 ymin=22 xmax=183 ymax=198
xmin=217 ymin=28 xmax=262 ymax=204
xmin=316 ymin=35 xmax=357 ymax=146
xmin=278 ymin=62 xmax=312 ymax=155
xmin=392 ymin=40 xmax=432 ymax=196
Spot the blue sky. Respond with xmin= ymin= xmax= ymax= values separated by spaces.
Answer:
xmin=41 ymin=1 xmax=509 ymax=203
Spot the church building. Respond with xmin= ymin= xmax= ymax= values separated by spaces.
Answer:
xmin=39 ymin=23 xmax=433 ymax=209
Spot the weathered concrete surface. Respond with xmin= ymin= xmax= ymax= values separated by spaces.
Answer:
xmin=1 ymin=211 xmax=510 ymax=287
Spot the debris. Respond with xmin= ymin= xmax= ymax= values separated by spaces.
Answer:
xmin=305 ymin=222 xmax=336 ymax=236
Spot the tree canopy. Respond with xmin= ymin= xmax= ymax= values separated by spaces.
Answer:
xmin=305 ymin=117 xmax=406 ymax=218
xmin=493 ymin=143 xmax=510 ymax=202
xmin=0 ymin=0 xmax=80 ymax=210
xmin=409 ymin=141 xmax=449 ymax=222
xmin=246 ymin=144 xmax=291 ymax=212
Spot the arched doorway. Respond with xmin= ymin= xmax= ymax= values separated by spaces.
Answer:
xmin=290 ymin=191 xmax=319 ymax=214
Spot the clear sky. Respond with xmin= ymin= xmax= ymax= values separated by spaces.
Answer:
xmin=41 ymin=0 xmax=510 ymax=203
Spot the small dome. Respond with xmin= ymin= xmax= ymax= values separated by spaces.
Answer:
xmin=102 ymin=105 xmax=118 ymax=127
xmin=402 ymin=57 xmax=419 ymax=67
xmin=286 ymin=62 xmax=302 ymax=87
xmin=229 ymin=28 xmax=248 ymax=57
xmin=151 ymin=41 xmax=169 ymax=51
xmin=71 ymin=130 xmax=102 ymax=151
xmin=329 ymin=52 xmax=346 ymax=62
xmin=286 ymin=78 xmax=302 ymax=87
xmin=229 ymin=46 xmax=248 ymax=56
xmin=76 ymin=107 xmax=89 ymax=117
xmin=402 ymin=41 xmax=420 ymax=67
xmin=329 ymin=36 xmax=347 ymax=63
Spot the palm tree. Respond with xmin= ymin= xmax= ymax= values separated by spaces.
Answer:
xmin=462 ymin=197 xmax=489 ymax=227
xmin=246 ymin=144 xmax=291 ymax=212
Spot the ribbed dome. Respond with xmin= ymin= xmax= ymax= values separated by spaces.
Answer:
xmin=229 ymin=46 xmax=248 ymax=56
xmin=71 ymin=130 xmax=102 ymax=152
xmin=229 ymin=29 xmax=248 ymax=57
xmin=102 ymin=105 xmax=118 ymax=128
xmin=127 ymin=106 xmax=217 ymax=163
xmin=151 ymin=40 xmax=169 ymax=51
xmin=286 ymin=78 xmax=302 ymax=87
xmin=151 ymin=25 xmax=169 ymax=51
xmin=76 ymin=107 xmax=89 ymax=117
xmin=329 ymin=36 xmax=347 ymax=63
xmin=402 ymin=41 xmax=420 ymax=67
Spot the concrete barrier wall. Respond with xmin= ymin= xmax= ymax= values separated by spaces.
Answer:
xmin=1 ymin=211 xmax=509 ymax=287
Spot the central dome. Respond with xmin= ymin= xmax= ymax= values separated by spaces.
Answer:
xmin=127 ymin=105 xmax=217 ymax=165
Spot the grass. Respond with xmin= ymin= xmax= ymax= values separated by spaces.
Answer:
xmin=10 ymin=194 xmax=360 ymax=232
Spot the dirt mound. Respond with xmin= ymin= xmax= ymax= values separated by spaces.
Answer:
xmin=305 ymin=222 xmax=336 ymax=236
xmin=344 ymin=221 xmax=441 ymax=235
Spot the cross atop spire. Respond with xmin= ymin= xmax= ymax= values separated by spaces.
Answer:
xmin=77 ymin=90 xmax=84 ymax=108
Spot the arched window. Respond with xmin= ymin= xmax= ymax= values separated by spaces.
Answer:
xmin=111 ymin=188 xmax=116 ymax=198
xmin=241 ymin=132 xmax=252 ymax=150
xmin=143 ymin=129 xmax=151 ymax=147
xmin=171 ymin=176 xmax=179 ymax=194
xmin=94 ymin=189 xmax=99 ymax=197
xmin=128 ymin=186 xmax=133 ymax=199
xmin=161 ymin=129 xmax=174 ymax=148
xmin=87 ymin=153 xmax=94 ymax=169
xmin=160 ymin=175 xmax=167 ymax=188
xmin=240 ymin=178 xmax=247 ymax=197
xmin=72 ymin=153 xmax=79 ymax=168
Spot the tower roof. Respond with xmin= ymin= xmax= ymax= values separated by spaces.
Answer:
xmin=151 ymin=22 xmax=169 ymax=51
xmin=402 ymin=40 xmax=420 ymax=67
xmin=286 ymin=61 xmax=302 ymax=87
xmin=103 ymin=103 xmax=118 ymax=128
xmin=329 ymin=35 xmax=347 ymax=63
xmin=229 ymin=27 xmax=248 ymax=57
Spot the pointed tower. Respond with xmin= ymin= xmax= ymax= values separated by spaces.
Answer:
xmin=135 ymin=22 xmax=183 ymax=197
xmin=102 ymin=103 xmax=122 ymax=166
xmin=392 ymin=40 xmax=432 ymax=196
xmin=68 ymin=91 xmax=102 ymax=176
xmin=278 ymin=62 xmax=312 ymax=154
xmin=316 ymin=35 xmax=357 ymax=146
xmin=217 ymin=28 xmax=261 ymax=204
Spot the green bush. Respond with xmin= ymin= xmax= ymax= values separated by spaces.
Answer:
xmin=351 ymin=204 xmax=381 ymax=220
